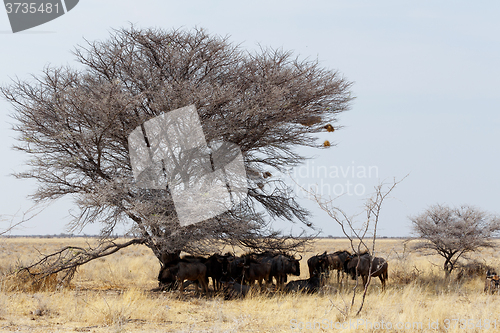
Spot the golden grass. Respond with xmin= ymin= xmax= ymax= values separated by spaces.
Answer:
xmin=1 ymin=237 xmax=500 ymax=332
xmin=1 ymin=269 xmax=60 ymax=293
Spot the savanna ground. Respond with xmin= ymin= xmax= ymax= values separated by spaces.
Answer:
xmin=1 ymin=237 xmax=500 ymax=332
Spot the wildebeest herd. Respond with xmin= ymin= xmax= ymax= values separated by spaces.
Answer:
xmin=302 ymin=250 xmax=388 ymax=292
xmin=157 ymin=250 xmax=389 ymax=298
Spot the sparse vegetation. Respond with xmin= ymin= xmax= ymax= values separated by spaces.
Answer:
xmin=1 ymin=237 xmax=500 ymax=332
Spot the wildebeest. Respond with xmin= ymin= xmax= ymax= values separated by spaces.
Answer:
xmin=284 ymin=275 xmax=324 ymax=294
xmin=326 ymin=250 xmax=351 ymax=282
xmin=157 ymin=256 xmax=191 ymax=291
xmin=203 ymin=253 xmax=234 ymax=291
xmin=240 ymin=252 xmax=302 ymax=289
xmin=242 ymin=258 xmax=272 ymax=291
xmin=344 ymin=253 xmax=388 ymax=290
xmin=226 ymin=255 xmax=245 ymax=283
xmin=245 ymin=251 xmax=279 ymax=262
xmin=222 ymin=280 xmax=251 ymax=299
xmin=158 ymin=260 xmax=209 ymax=296
xmin=484 ymin=270 xmax=500 ymax=294
xmin=181 ymin=255 xmax=207 ymax=262
xmin=265 ymin=254 xmax=302 ymax=289
xmin=307 ymin=252 xmax=329 ymax=277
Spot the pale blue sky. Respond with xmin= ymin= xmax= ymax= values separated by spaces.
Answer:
xmin=1 ymin=1 xmax=499 ymax=236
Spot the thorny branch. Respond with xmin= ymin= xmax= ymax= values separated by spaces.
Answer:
xmin=17 ymin=238 xmax=147 ymax=286
xmin=300 ymin=176 xmax=405 ymax=316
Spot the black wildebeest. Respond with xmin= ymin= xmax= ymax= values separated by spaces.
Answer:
xmin=158 ymin=260 xmax=209 ymax=296
xmin=326 ymin=250 xmax=351 ymax=282
xmin=284 ymin=275 xmax=324 ymax=294
xmin=204 ymin=253 xmax=233 ymax=291
xmin=307 ymin=252 xmax=329 ymax=277
xmin=157 ymin=255 xmax=201 ymax=291
xmin=242 ymin=257 xmax=272 ymax=291
xmin=344 ymin=253 xmax=388 ymax=290
xmin=265 ymin=254 xmax=302 ymax=289
xmin=241 ymin=252 xmax=301 ymax=289
xmin=226 ymin=255 xmax=245 ymax=283
xmin=222 ymin=280 xmax=251 ymax=299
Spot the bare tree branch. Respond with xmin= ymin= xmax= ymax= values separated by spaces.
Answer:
xmin=17 ymin=238 xmax=146 ymax=285
xmin=299 ymin=176 xmax=404 ymax=316
xmin=0 ymin=203 xmax=48 ymax=236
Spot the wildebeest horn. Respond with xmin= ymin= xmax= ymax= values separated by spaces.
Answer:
xmin=297 ymin=254 xmax=302 ymax=261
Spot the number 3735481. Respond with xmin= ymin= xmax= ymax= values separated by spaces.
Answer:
xmin=5 ymin=2 xmax=60 ymax=14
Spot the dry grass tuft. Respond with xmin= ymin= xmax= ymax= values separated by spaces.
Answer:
xmin=390 ymin=260 xmax=423 ymax=285
xmin=2 ymin=269 xmax=60 ymax=292
xmin=77 ymin=289 xmax=164 ymax=326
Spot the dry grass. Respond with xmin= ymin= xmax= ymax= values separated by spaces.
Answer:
xmin=1 ymin=237 xmax=500 ymax=332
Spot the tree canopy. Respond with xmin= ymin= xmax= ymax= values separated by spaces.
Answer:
xmin=1 ymin=26 xmax=353 ymax=268
xmin=410 ymin=204 xmax=500 ymax=275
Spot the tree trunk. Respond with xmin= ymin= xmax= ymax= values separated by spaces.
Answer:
xmin=443 ymin=254 xmax=455 ymax=278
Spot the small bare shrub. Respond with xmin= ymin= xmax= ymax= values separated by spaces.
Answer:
xmin=2 ymin=268 xmax=70 ymax=292
xmin=456 ymin=260 xmax=493 ymax=281
xmin=391 ymin=265 xmax=421 ymax=285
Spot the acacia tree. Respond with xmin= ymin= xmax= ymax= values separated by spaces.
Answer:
xmin=410 ymin=204 xmax=500 ymax=276
xmin=1 ymin=27 xmax=352 ymax=279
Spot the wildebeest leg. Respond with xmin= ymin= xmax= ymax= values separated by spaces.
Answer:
xmin=278 ymin=275 xmax=284 ymax=290
xmin=362 ymin=275 xmax=368 ymax=288
xmin=379 ymin=275 xmax=385 ymax=290
xmin=204 ymin=278 xmax=210 ymax=296
xmin=179 ymin=279 xmax=184 ymax=296
xmin=247 ymin=279 xmax=254 ymax=290
xmin=258 ymin=279 xmax=263 ymax=292
xmin=198 ymin=277 xmax=209 ymax=296
xmin=212 ymin=278 xmax=217 ymax=292
xmin=194 ymin=280 xmax=200 ymax=294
